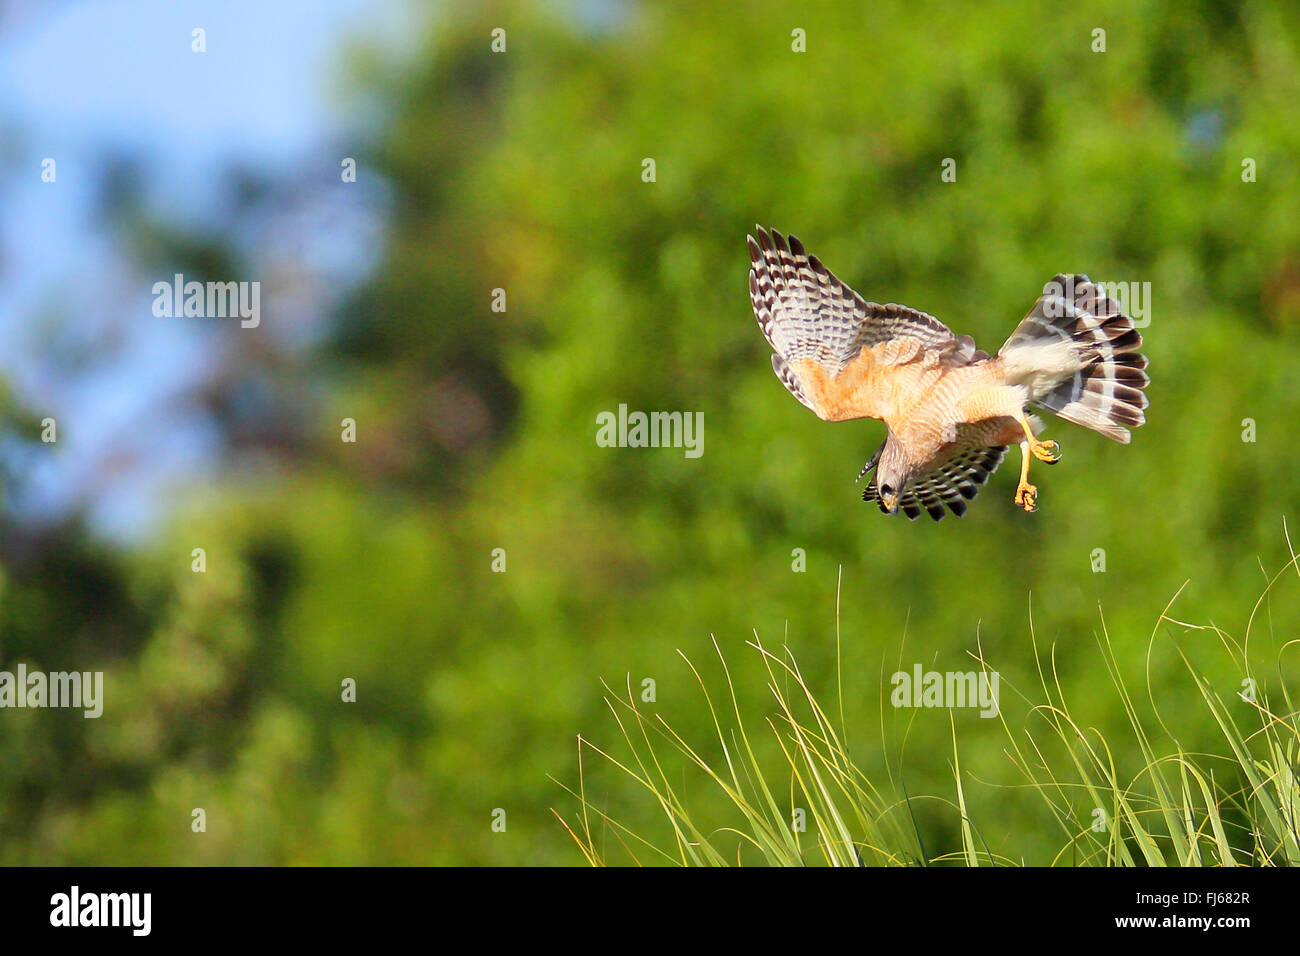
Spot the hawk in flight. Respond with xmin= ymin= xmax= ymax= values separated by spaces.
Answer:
xmin=747 ymin=226 xmax=1149 ymax=520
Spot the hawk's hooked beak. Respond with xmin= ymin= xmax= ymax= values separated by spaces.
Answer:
xmin=879 ymin=486 xmax=899 ymax=515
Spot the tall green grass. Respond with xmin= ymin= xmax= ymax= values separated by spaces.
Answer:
xmin=554 ymin=548 xmax=1300 ymax=866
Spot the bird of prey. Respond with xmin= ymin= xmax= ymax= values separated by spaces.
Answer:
xmin=747 ymin=226 xmax=1149 ymax=520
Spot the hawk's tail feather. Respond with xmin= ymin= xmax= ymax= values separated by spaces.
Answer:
xmin=1001 ymin=274 xmax=1150 ymax=443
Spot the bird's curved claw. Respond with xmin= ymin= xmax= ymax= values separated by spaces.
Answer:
xmin=1015 ymin=481 xmax=1038 ymax=513
xmin=1031 ymin=439 xmax=1061 ymax=464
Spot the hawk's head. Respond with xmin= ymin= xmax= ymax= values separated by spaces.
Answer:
xmin=875 ymin=439 xmax=913 ymax=516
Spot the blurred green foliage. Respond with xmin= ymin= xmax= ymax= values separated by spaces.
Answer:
xmin=2 ymin=0 xmax=1299 ymax=864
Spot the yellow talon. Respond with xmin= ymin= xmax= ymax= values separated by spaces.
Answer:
xmin=1032 ymin=439 xmax=1061 ymax=464
xmin=1015 ymin=481 xmax=1038 ymax=513
xmin=1014 ymin=416 xmax=1053 ymax=513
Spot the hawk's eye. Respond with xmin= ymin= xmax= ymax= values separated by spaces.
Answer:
xmin=880 ymin=484 xmax=894 ymax=496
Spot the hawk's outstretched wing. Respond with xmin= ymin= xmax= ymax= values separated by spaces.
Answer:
xmin=861 ymin=443 xmax=1007 ymax=521
xmin=748 ymin=226 xmax=985 ymax=421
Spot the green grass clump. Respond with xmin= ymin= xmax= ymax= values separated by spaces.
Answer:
xmin=556 ymin=557 xmax=1300 ymax=866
